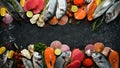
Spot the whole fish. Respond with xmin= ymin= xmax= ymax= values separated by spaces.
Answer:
xmin=105 ymin=1 xmax=120 ymax=23
xmin=6 ymin=60 xmax=14 ymax=68
xmin=93 ymin=0 xmax=115 ymax=19
xmin=32 ymin=52 xmax=43 ymax=68
xmin=43 ymin=0 xmax=57 ymax=21
xmin=56 ymin=0 xmax=67 ymax=19
xmin=91 ymin=52 xmax=112 ymax=68
xmin=54 ymin=51 xmax=71 ymax=68
xmin=13 ymin=0 xmax=26 ymax=19
xmin=0 ymin=51 xmax=8 ymax=68
xmin=54 ymin=56 xmax=65 ymax=68
xmin=22 ymin=57 xmax=33 ymax=68
xmin=0 ymin=0 xmax=25 ymax=20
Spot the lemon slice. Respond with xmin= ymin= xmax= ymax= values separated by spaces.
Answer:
xmin=26 ymin=11 xmax=33 ymax=18
xmin=0 ymin=46 xmax=6 ymax=54
xmin=0 ymin=7 xmax=7 ymax=16
xmin=55 ymin=48 xmax=61 ymax=56
xmin=20 ymin=0 xmax=26 ymax=7
xmin=71 ymin=5 xmax=78 ymax=12
xmin=7 ymin=50 xmax=14 ymax=59
xmin=96 ymin=0 xmax=101 ymax=6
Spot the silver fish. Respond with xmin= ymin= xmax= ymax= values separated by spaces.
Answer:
xmin=55 ymin=51 xmax=71 ymax=68
xmin=22 ymin=57 xmax=33 ymax=68
xmin=0 ymin=51 xmax=8 ymax=68
xmin=105 ymin=1 xmax=120 ymax=23
xmin=93 ymin=0 xmax=115 ymax=19
xmin=56 ymin=0 xmax=67 ymax=19
xmin=0 ymin=0 xmax=25 ymax=20
xmin=44 ymin=0 xmax=57 ymax=21
xmin=32 ymin=52 xmax=43 ymax=68
xmin=13 ymin=0 xmax=26 ymax=19
xmin=91 ymin=52 xmax=112 ymax=68
xmin=55 ymin=56 xmax=65 ymax=68
xmin=85 ymin=0 xmax=92 ymax=3
xmin=6 ymin=60 xmax=14 ymax=68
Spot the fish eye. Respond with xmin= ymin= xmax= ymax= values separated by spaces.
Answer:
xmin=95 ymin=53 xmax=98 ymax=55
xmin=99 ymin=56 xmax=102 ymax=59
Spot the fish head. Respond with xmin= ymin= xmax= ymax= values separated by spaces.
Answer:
xmin=44 ymin=11 xmax=53 ymax=21
xmin=105 ymin=11 xmax=115 ymax=23
xmin=56 ymin=9 xmax=65 ymax=19
xmin=33 ymin=52 xmax=42 ymax=60
xmin=105 ymin=1 xmax=120 ymax=23
xmin=93 ymin=0 xmax=113 ymax=19
xmin=91 ymin=52 xmax=107 ymax=66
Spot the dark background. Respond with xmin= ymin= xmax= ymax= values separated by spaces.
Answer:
xmin=0 ymin=15 xmax=120 ymax=54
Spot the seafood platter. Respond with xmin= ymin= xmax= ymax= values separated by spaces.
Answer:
xmin=0 ymin=0 xmax=120 ymax=68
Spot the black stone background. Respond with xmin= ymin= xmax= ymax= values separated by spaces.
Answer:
xmin=0 ymin=15 xmax=120 ymax=54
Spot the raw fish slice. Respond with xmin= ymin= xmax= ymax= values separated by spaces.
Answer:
xmin=24 ymin=0 xmax=39 ymax=12
xmin=33 ymin=0 xmax=45 ymax=14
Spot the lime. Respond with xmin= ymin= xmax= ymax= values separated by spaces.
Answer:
xmin=26 ymin=11 xmax=33 ymax=18
xmin=55 ymin=48 xmax=62 ymax=56
xmin=71 ymin=5 xmax=78 ymax=12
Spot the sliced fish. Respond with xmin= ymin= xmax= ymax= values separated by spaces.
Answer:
xmin=105 ymin=1 xmax=120 ymax=23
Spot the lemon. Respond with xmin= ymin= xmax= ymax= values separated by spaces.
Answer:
xmin=96 ymin=0 xmax=102 ymax=6
xmin=7 ymin=50 xmax=14 ymax=59
xmin=0 ymin=46 xmax=6 ymax=54
xmin=0 ymin=7 xmax=7 ymax=16
xmin=20 ymin=0 xmax=26 ymax=7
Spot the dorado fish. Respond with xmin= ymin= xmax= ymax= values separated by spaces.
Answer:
xmin=93 ymin=0 xmax=115 ymax=19
xmin=105 ymin=1 xmax=120 ymax=23
xmin=22 ymin=57 xmax=33 ymax=68
xmin=91 ymin=52 xmax=112 ymax=68
xmin=43 ymin=0 xmax=57 ymax=21
xmin=56 ymin=0 xmax=67 ymax=19
xmin=32 ymin=52 xmax=43 ymax=68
